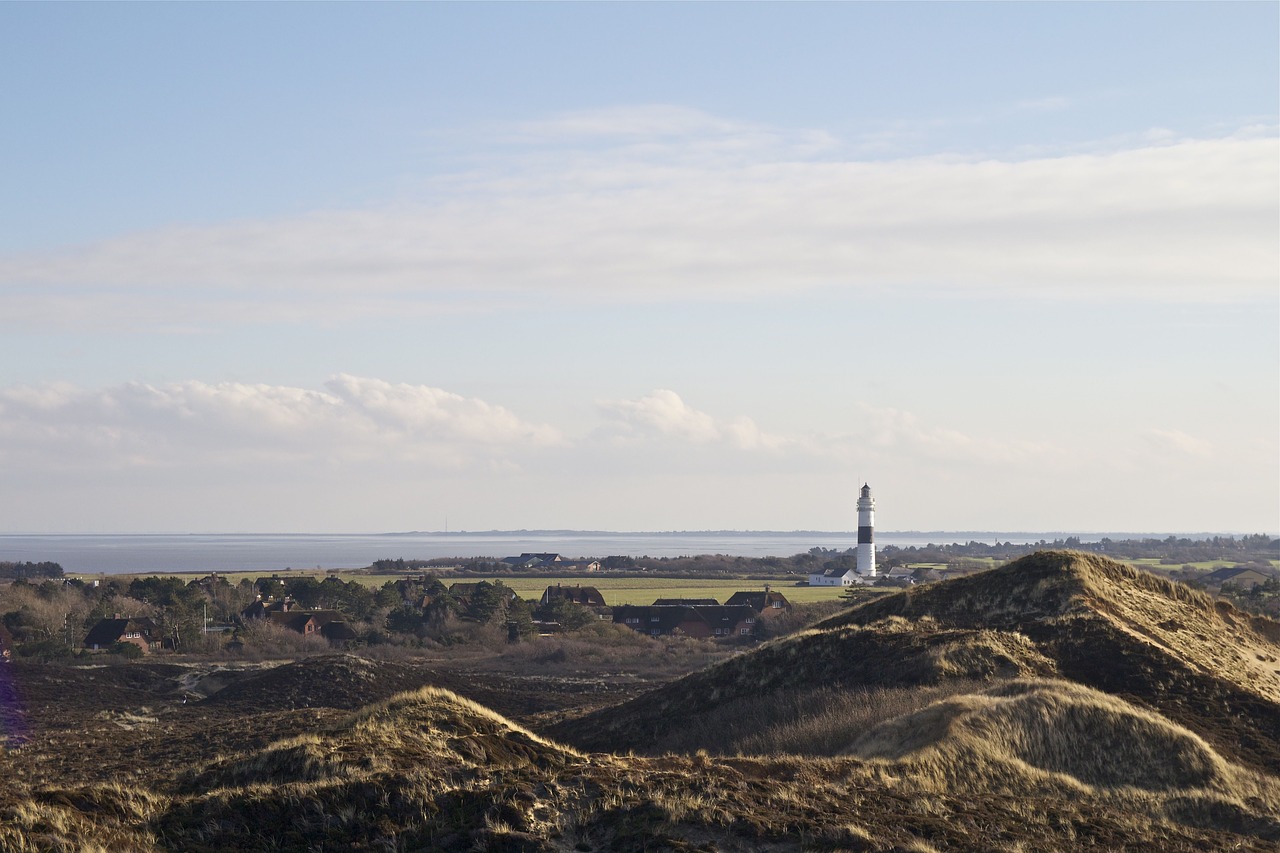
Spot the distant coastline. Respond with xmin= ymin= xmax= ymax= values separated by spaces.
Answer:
xmin=4 ymin=529 xmax=1246 ymax=538
xmin=0 ymin=529 xmax=1266 ymax=575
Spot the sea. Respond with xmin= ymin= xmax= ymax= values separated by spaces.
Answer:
xmin=0 ymin=530 xmax=1154 ymax=575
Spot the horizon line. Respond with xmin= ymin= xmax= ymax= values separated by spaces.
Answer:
xmin=1 ymin=529 xmax=1271 ymax=538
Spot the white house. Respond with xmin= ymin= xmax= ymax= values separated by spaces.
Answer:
xmin=809 ymin=566 xmax=862 ymax=587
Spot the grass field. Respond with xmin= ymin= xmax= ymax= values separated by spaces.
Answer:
xmin=465 ymin=576 xmax=854 ymax=605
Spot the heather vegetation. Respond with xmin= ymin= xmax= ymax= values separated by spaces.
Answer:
xmin=1 ymin=550 xmax=1277 ymax=851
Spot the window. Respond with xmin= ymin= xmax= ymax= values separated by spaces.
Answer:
xmin=740 ymin=628 xmax=751 ymax=635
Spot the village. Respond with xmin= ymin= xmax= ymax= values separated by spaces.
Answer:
xmin=0 ymin=546 xmax=819 ymax=663
xmin=74 ymin=571 xmax=798 ymax=657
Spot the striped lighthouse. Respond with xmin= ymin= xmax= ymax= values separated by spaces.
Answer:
xmin=856 ymin=483 xmax=876 ymax=578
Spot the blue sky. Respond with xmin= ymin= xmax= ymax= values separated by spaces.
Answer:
xmin=0 ymin=3 xmax=1276 ymax=534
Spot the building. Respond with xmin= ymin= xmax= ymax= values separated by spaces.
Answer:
xmin=724 ymin=587 xmax=791 ymax=617
xmin=266 ymin=610 xmax=357 ymax=643
xmin=501 ymin=553 xmax=564 ymax=569
xmin=1200 ymin=566 xmax=1277 ymax=590
xmin=612 ymin=605 xmax=758 ymax=639
xmin=558 ymin=560 xmax=602 ymax=572
xmin=240 ymin=596 xmax=298 ymax=621
xmin=539 ymin=584 xmax=608 ymax=608
xmin=83 ymin=616 xmax=159 ymax=654
xmin=807 ymin=483 xmax=879 ymax=586
xmin=856 ymin=483 xmax=877 ymax=578
xmin=808 ymin=566 xmax=859 ymax=587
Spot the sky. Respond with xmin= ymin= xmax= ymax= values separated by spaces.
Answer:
xmin=0 ymin=3 xmax=1276 ymax=535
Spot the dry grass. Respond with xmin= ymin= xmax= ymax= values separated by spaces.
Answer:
xmin=846 ymin=679 xmax=1280 ymax=842
xmin=190 ymin=685 xmax=583 ymax=794
xmin=548 ymin=620 xmax=1059 ymax=753
xmin=0 ymin=782 xmax=166 ymax=853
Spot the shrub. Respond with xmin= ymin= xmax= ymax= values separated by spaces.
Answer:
xmin=110 ymin=641 xmax=145 ymax=659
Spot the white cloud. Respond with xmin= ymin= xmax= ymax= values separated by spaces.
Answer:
xmin=2 ymin=108 xmax=1274 ymax=332
xmin=0 ymin=377 xmax=564 ymax=472
xmin=845 ymin=404 xmax=1065 ymax=467
xmin=1140 ymin=428 xmax=1214 ymax=459
xmin=0 ymin=376 xmax=1270 ymax=531
xmin=597 ymin=389 xmax=792 ymax=451
xmin=592 ymin=391 xmax=1066 ymax=468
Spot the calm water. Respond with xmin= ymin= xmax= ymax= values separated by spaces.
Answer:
xmin=0 ymin=530 xmax=1112 ymax=575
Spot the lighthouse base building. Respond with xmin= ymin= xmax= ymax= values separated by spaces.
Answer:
xmin=808 ymin=483 xmax=878 ymax=587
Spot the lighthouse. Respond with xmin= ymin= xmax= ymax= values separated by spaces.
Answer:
xmin=856 ymin=483 xmax=876 ymax=578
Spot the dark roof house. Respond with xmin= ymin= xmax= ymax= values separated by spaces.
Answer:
xmin=653 ymin=598 xmax=719 ymax=607
xmin=724 ymin=588 xmax=792 ymax=617
xmin=83 ymin=616 xmax=159 ymax=653
xmin=540 ymin=584 xmax=608 ymax=608
xmin=240 ymin=596 xmax=299 ymax=621
xmin=613 ymin=605 xmax=758 ymax=639
xmin=266 ymin=610 xmax=356 ymax=644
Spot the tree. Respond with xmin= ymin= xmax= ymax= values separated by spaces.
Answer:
xmin=545 ymin=599 xmax=594 ymax=632
xmin=386 ymin=605 xmax=426 ymax=636
xmin=506 ymin=598 xmax=536 ymax=640
xmin=464 ymin=581 xmax=510 ymax=624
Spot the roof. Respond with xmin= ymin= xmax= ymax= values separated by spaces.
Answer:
xmin=653 ymin=597 xmax=719 ymax=606
xmin=501 ymin=553 xmax=563 ymax=568
xmin=724 ymin=590 xmax=791 ymax=610
xmin=820 ymin=567 xmax=856 ymax=578
xmin=613 ymin=604 xmax=758 ymax=635
xmin=83 ymin=617 xmax=156 ymax=647
xmin=1201 ymin=566 xmax=1276 ymax=586
xmin=320 ymin=620 xmax=358 ymax=641
xmin=267 ymin=609 xmax=346 ymax=634
xmin=541 ymin=585 xmax=608 ymax=607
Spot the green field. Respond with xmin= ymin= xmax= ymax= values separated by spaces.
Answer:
xmin=464 ymin=576 xmax=852 ymax=606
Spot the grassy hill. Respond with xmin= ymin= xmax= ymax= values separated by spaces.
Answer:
xmin=551 ymin=551 xmax=1280 ymax=767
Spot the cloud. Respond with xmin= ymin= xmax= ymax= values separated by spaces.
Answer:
xmin=1140 ymin=428 xmax=1214 ymax=458
xmin=597 ymin=389 xmax=791 ymax=451
xmin=593 ymin=391 xmax=1064 ymax=467
xmin=1 ymin=107 xmax=1274 ymax=332
xmin=846 ymin=404 xmax=1065 ymax=467
xmin=0 ymin=376 xmax=564 ymax=472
